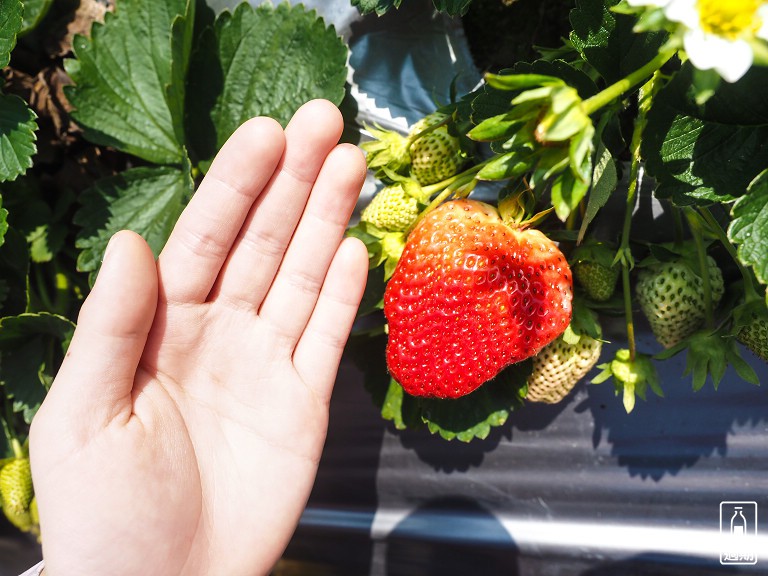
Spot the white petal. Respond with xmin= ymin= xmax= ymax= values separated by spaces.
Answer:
xmin=664 ymin=0 xmax=699 ymax=28
xmin=757 ymin=5 xmax=768 ymax=41
xmin=684 ymin=30 xmax=754 ymax=82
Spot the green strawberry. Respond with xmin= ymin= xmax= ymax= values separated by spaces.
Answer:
xmin=571 ymin=240 xmax=620 ymax=302
xmin=573 ymin=261 xmax=619 ymax=301
xmin=737 ymin=315 xmax=768 ymax=362
xmin=408 ymin=113 xmax=465 ymax=185
xmin=361 ymin=184 xmax=421 ymax=232
xmin=0 ymin=457 xmax=34 ymax=531
xmin=527 ymin=329 xmax=603 ymax=404
xmin=636 ymin=255 xmax=724 ymax=348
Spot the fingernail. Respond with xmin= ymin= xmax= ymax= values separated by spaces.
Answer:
xmin=103 ymin=234 xmax=119 ymax=263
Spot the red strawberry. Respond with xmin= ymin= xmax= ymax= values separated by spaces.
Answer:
xmin=384 ymin=199 xmax=573 ymax=399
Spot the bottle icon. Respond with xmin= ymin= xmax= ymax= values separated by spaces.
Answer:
xmin=731 ymin=506 xmax=747 ymax=536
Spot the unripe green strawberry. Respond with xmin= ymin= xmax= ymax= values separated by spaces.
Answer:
xmin=409 ymin=113 xmax=464 ymax=185
xmin=571 ymin=240 xmax=619 ymax=302
xmin=0 ymin=457 xmax=34 ymax=531
xmin=384 ymin=199 xmax=573 ymax=399
xmin=527 ymin=330 xmax=602 ymax=404
xmin=574 ymin=261 xmax=619 ymax=302
xmin=737 ymin=315 xmax=768 ymax=362
xmin=361 ymin=184 xmax=420 ymax=232
xmin=636 ymin=255 xmax=724 ymax=348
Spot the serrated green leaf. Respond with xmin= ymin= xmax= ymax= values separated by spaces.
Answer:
xmin=578 ymin=126 xmax=617 ymax=243
xmin=381 ymin=378 xmax=421 ymax=430
xmin=0 ymin=92 xmax=37 ymax=182
xmin=350 ymin=0 xmax=402 ymax=16
xmin=644 ymin=64 xmax=768 ymax=205
xmin=418 ymin=361 xmax=531 ymax=442
xmin=477 ymin=149 xmax=531 ymax=181
xmin=19 ymin=0 xmax=53 ymax=35
xmin=65 ymin=0 xmax=192 ymax=164
xmin=0 ymin=0 xmax=22 ymax=67
xmin=551 ymin=168 xmax=590 ymax=221
xmin=569 ymin=0 xmax=667 ymax=85
xmin=0 ymin=227 xmax=29 ymax=316
xmin=0 ymin=313 xmax=74 ymax=423
xmin=728 ymin=170 xmax=768 ymax=287
xmin=0 ymin=194 xmax=7 ymax=246
xmin=432 ymin=0 xmax=473 ymax=16
xmin=74 ymin=165 xmax=193 ymax=281
xmin=186 ymin=2 xmax=348 ymax=166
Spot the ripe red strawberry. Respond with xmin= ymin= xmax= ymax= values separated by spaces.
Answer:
xmin=384 ymin=199 xmax=573 ymax=399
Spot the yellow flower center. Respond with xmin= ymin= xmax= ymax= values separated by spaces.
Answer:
xmin=697 ymin=0 xmax=763 ymax=39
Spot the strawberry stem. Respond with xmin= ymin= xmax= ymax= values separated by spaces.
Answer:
xmin=697 ymin=206 xmax=762 ymax=303
xmin=618 ymin=74 xmax=661 ymax=361
xmin=1 ymin=397 xmax=19 ymax=457
xmin=582 ymin=49 xmax=675 ymax=116
xmin=684 ymin=208 xmax=714 ymax=328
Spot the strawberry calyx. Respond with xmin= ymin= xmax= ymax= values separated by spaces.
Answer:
xmin=591 ymin=349 xmax=662 ymax=413
xmin=497 ymin=183 xmax=554 ymax=230
xmin=361 ymin=123 xmax=412 ymax=177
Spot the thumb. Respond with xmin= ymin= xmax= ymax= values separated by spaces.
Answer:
xmin=44 ymin=230 xmax=158 ymax=427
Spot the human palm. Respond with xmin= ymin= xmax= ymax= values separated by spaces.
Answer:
xmin=29 ymin=100 xmax=368 ymax=576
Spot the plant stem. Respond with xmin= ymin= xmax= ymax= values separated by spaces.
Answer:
xmin=671 ymin=203 xmax=685 ymax=248
xmin=618 ymin=73 xmax=661 ymax=361
xmin=582 ymin=49 xmax=676 ymax=116
xmin=1 ymin=398 xmax=19 ymax=457
xmin=685 ymin=208 xmax=714 ymax=328
xmin=422 ymin=162 xmax=486 ymax=197
xmin=697 ymin=206 xmax=761 ymax=302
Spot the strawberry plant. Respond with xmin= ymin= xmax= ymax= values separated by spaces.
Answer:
xmin=350 ymin=0 xmax=768 ymax=439
xmin=0 ymin=0 xmax=349 ymax=534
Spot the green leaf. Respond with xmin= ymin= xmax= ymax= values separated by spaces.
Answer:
xmin=0 ymin=92 xmax=37 ymax=182
xmin=0 ymin=0 xmax=22 ymax=67
xmin=65 ymin=0 xmax=193 ymax=164
xmin=569 ymin=0 xmax=667 ymax=85
xmin=477 ymin=149 xmax=531 ymax=181
xmin=432 ymin=0 xmax=473 ymax=16
xmin=728 ymin=169 xmax=768 ymax=287
xmin=577 ymin=125 xmax=617 ymax=243
xmin=19 ymin=0 xmax=53 ymax=35
xmin=350 ymin=0 xmax=402 ymax=16
xmin=0 ymin=227 xmax=29 ymax=316
xmin=643 ymin=64 xmax=768 ymax=205
xmin=186 ymin=2 xmax=348 ymax=166
xmin=350 ymin=0 xmax=471 ymax=16
xmin=0 ymin=313 xmax=74 ymax=423
xmin=551 ymin=167 xmax=590 ymax=221
xmin=381 ymin=378 xmax=421 ymax=430
xmin=74 ymin=164 xmax=193 ymax=280
xmin=0 ymin=194 xmax=7 ymax=246
xmin=419 ymin=360 xmax=531 ymax=442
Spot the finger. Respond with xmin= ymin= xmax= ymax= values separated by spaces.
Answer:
xmin=256 ymin=143 xmax=366 ymax=340
xmin=210 ymin=99 xmax=345 ymax=309
xmin=157 ymin=117 xmax=285 ymax=303
xmin=43 ymin=231 xmax=158 ymax=426
xmin=293 ymin=237 xmax=369 ymax=400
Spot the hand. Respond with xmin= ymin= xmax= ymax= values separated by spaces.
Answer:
xmin=29 ymin=100 xmax=368 ymax=576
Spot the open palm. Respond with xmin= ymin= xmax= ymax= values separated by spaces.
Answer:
xmin=29 ymin=101 xmax=368 ymax=576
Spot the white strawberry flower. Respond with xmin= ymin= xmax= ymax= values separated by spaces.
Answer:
xmin=627 ymin=0 xmax=768 ymax=82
